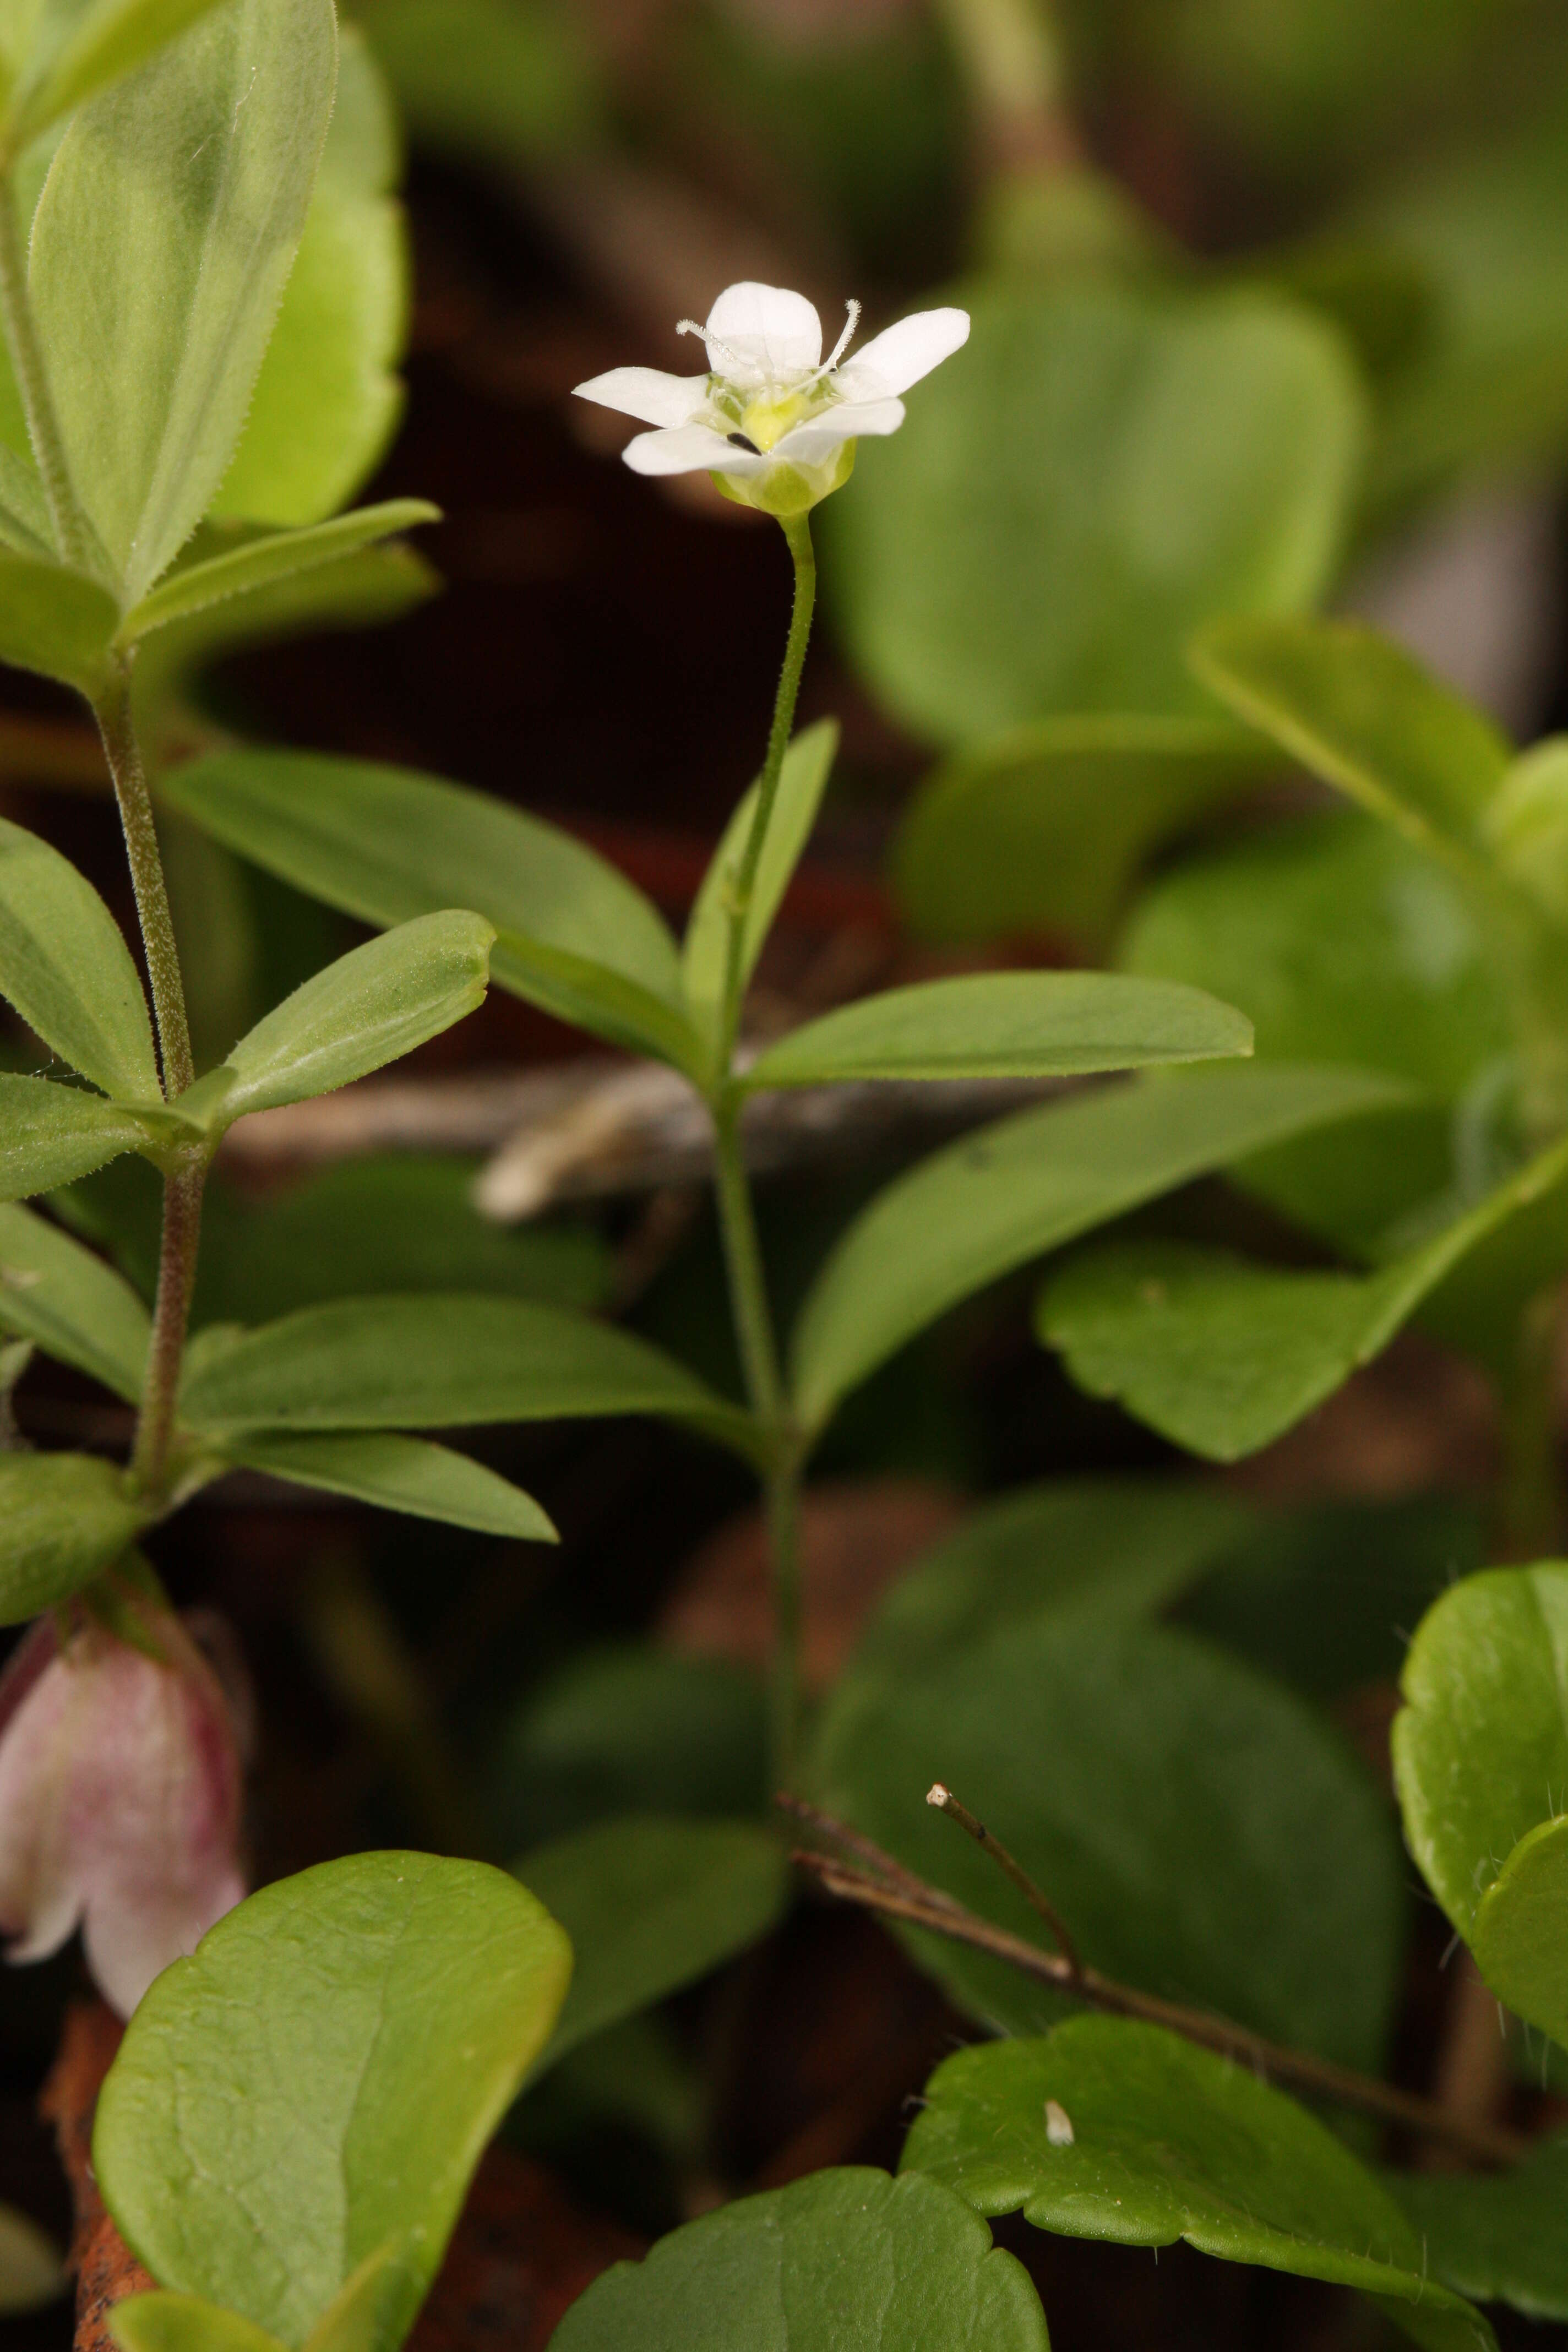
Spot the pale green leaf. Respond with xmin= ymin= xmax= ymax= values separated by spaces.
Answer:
xmin=10 ymin=0 xmax=232 ymax=144
xmin=744 ymin=972 xmax=1251 ymax=1092
xmin=904 ymin=2020 xmax=1494 ymax=2352
xmin=680 ymin=720 xmax=837 ymax=1031
xmin=552 ymin=2169 xmax=1049 ymax=2352
xmin=1190 ymin=617 xmax=1510 ymax=865
xmin=0 ymin=1073 xmax=152 ymax=1201
xmin=222 ymin=1430 xmax=557 ymax=1541
xmin=178 ymin=1293 xmax=755 ymax=1456
xmin=0 ymin=2202 xmax=62 ymax=2314
xmin=176 ymin=913 xmax=493 ymax=1134
xmin=97 ymin=1854 xmax=571 ymax=2350
xmin=1470 ymin=1816 xmax=1568 ymax=2054
xmin=1395 ymin=2132 xmax=1568 ymax=2323
xmin=0 ymin=1449 xmax=148 ymax=1619
xmin=0 ymin=1198 xmax=148 ymax=1397
xmin=0 ymin=815 xmax=157 ymax=1098
xmin=213 ymin=26 xmax=406 ymax=527
xmin=813 ymin=1610 xmax=1402 ymax=2068
xmin=29 ymin=0 xmax=337 ymax=601
xmin=1482 ymin=735 xmax=1568 ymax=923
xmin=119 ymin=502 xmax=438 ymax=645
xmin=788 ymin=1062 xmax=1415 ymax=1433
xmin=157 ymin=751 xmax=701 ymax=1071
xmin=519 ymin=1817 xmax=788 ymax=2077
xmin=826 ymin=279 xmax=1364 ymax=747
xmin=0 ymin=548 xmax=115 ymax=689
xmin=110 ymin=2294 xmax=286 ymax=2352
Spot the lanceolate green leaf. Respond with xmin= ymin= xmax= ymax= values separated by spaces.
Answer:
xmin=221 ymin=1431 xmax=557 ymax=1542
xmin=29 ymin=0 xmax=337 ymax=602
xmin=744 ymin=972 xmax=1251 ymax=1092
xmin=1190 ymin=617 xmax=1510 ymax=865
xmin=1395 ymin=2133 xmax=1568 ymax=2323
xmin=179 ymin=1294 xmax=755 ymax=1455
xmin=96 ymin=1853 xmax=571 ymax=2351
xmin=176 ymin=913 xmax=493 ymax=1133
xmin=0 ymin=1450 xmax=149 ymax=1620
xmin=0 ymin=1200 xmax=148 ymax=1398
xmin=905 ymin=2021 xmax=1494 ymax=2352
xmin=0 ymin=816 xmax=158 ymax=1099
xmin=518 ymin=1816 xmax=790 ymax=2076
xmin=552 ymin=2170 xmax=1049 ymax=2352
xmin=681 ymin=720 xmax=837 ymax=1032
xmin=0 ymin=1074 xmax=153 ymax=1202
xmin=0 ymin=550 xmax=116 ymax=690
xmin=9 ymin=0 xmax=231 ymax=144
xmin=159 ymin=752 xmax=701 ymax=1071
xmin=789 ymin=1062 xmax=1415 ymax=1433
xmin=814 ymin=1611 xmax=1402 ymax=2068
xmin=119 ymin=503 xmax=438 ymax=645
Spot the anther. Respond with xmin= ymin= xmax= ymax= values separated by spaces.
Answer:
xmin=727 ymin=431 xmax=760 ymax=453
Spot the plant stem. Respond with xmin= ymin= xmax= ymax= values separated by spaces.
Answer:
xmin=94 ymin=659 xmax=204 ymax=1498
xmin=934 ymin=0 xmax=1082 ymax=181
xmin=783 ymin=1806 xmax=1527 ymax=2170
xmin=1497 ymin=1287 xmax=1565 ymax=1559
xmin=0 ymin=170 xmax=89 ymax=571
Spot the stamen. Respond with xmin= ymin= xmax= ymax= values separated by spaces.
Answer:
xmin=677 ymin=318 xmax=753 ymax=377
xmin=727 ymin=431 xmax=760 ymax=453
xmin=800 ymin=299 xmax=861 ymax=393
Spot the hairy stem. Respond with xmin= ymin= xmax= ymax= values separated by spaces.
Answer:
xmin=783 ymin=1807 xmax=1526 ymax=2170
xmin=0 ymin=171 xmax=89 ymax=571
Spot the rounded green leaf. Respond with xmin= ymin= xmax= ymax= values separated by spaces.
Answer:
xmin=743 ymin=973 xmax=1252 ymax=1092
xmin=0 ymin=1199 xmax=149 ymax=1400
xmin=0 ymin=1450 xmax=149 ymax=1620
xmin=814 ymin=1612 xmax=1402 ymax=2069
xmin=1395 ymin=2131 xmax=1568 ymax=2323
xmin=95 ymin=1852 xmax=573 ymax=2351
xmin=517 ymin=1816 xmax=789 ymax=2076
xmin=0 ymin=816 xmax=157 ymax=1101
xmin=826 ymin=280 xmax=1364 ymax=747
xmin=551 ymin=2168 xmax=1049 ymax=2352
xmin=1470 ymin=1814 xmax=1568 ymax=2052
xmin=904 ymin=2019 xmax=1494 ymax=2352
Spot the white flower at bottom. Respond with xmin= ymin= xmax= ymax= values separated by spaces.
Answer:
xmin=574 ymin=280 xmax=970 ymax=518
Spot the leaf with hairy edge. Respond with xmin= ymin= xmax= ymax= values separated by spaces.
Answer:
xmin=0 ymin=1200 xmax=148 ymax=1398
xmin=0 ymin=551 xmax=116 ymax=691
xmin=8 ymin=0 xmax=232 ymax=143
xmin=178 ymin=1294 xmax=756 ymax=1457
xmin=119 ymin=503 xmax=438 ymax=644
xmin=552 ymin=2169 xmax=1049 ymax=2352
xmin=904 ymin=2021 xmax=1495 ymax=2352
xmin=158 ymin=752 xmax=703 ymax=1072
xmin=1190 ymin=617 xmax=1510 ymax=863
xmin=745 ymin=972 xmax=1251 ymax=1091
xmin=814 ymin=1610 xmax=1402 ymax=2068
xmin=96 ymin=1854 xmax=570 ymax=2351
xmin=0 ymin=817 xmax=157 ymax=1100
xmin=0 ymin=1075 xmax=154 ymax=1202
xmin=1395 ymin=2133 xmax=1568 ymax=2323
xmin=29 ymin=0 xmax=337 ymax=602
xmin=789 ymin=1062 xmax=1416 ymax=1433
xmin=681 ymin=721 xmax=837 ymax=1038
xmin=1393 ymin=1564 xmax=1568 ymax=2049
xmin=222 ymin=1431 xmax=557 ymax=1542
xmin=0 ymin=1451 xmax=149 ymax=1620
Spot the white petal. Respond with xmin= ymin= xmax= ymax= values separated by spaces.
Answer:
xmin=704 ymin=282 xmax=821 ymax=384
xmin=623 ymin=423 xmax=767 ymax=478
xmin=573 ymin=367 xmax=710 ymax=427
xmin=774 ymin=396 xmax=906 ymax=462
xmin=835 ymin=306 xmax=970 ymax=399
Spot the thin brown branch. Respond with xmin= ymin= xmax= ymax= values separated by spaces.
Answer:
xmin=927 ymin=1781 xmax=1083 ymax=1980
xmin=788 ymin=1832 xmax=1528 ymax=2171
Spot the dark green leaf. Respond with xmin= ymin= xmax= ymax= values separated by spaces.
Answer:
xmin=0 ymin=1199 xmax=148 ymax=1398
xmin=29 ymin=0 xmax=337 ymax=601
xmin=0 ymin=1074 xmax=152 ymax=1202
xmin=1395 ymin=2133 xmax=1568 ymax=2322
xmin=904 ymin=2020 xmax=1494 ymax=2352
xmin=826 ymin=280 xmax=1364 ymax=747
xmin=0 ymin=816 xmax=158 ymax=1100
xmin=789 ymin=1062 xmax=1415 ymax=1433
xmin=96 ymin=1853 xmax=571 ymax=2350
xmin=120 ymin=503 xmax=438 ymax=645
xmin=159 ymin=751 xmax=701 ymax=1070
xmin=0 ymin=1451 xmax=148 ymax=1620
xmin=892 ymin=716 xmax=1268 ymax=950
xmin=1190 ymin=617 xmax=1509 ymax=863
xmin=0 ymin=550 xmax=116 ymax=691
xmin=361 ymin=0 xmax=603 ymax=168
xmin=551 ymin=2169 xmax=1048 ymax=2352
xmin=682 ymin=720 xmax=837 ymax=1038
xmin=814 ymin=1612 xmax=1402 ymax=2068
xmin=744 ymin=972 xmax=1251 ymax=1092
xmin=518 ymin=1816 xmax=788 ymax=2076
xmin=221 ymin=1432 xmax=557 ymax=1541
xmin=178 ymin=1294 xmax=755 ymax=1455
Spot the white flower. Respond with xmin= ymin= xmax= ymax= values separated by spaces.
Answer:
xmin=574 ymin=280 xmax=970 ymax=517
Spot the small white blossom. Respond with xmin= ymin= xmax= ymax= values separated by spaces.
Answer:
xmin=574 ymin=280 xmax=970 ymax=517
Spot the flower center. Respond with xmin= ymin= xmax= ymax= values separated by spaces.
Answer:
xmin=736 ymin=390 xmax=809 ymax=452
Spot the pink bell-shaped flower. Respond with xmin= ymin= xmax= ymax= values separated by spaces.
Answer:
xmin=0 ymin=1605 xmax=247 ymax=2016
